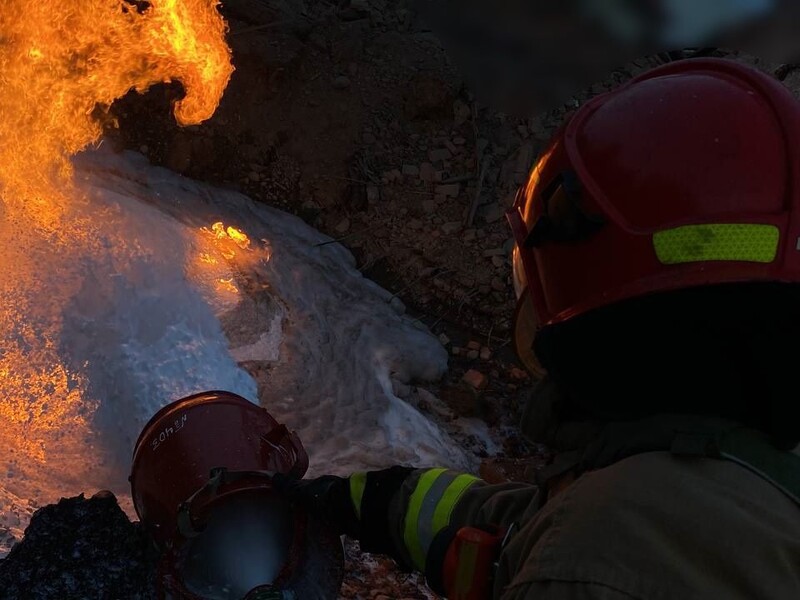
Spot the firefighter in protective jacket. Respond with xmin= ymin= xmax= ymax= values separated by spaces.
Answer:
xmin=276 ymin=58 xmax=800 ymax=599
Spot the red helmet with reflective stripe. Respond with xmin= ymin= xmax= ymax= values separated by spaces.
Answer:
xmin=509 ymin=59 xmax=800 ymax=351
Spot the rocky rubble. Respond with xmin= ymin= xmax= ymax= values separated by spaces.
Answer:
xmin=0 ymin=493 xmax=158 ymax=600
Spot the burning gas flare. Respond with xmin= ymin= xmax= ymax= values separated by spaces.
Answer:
xmin=0 ymin=0 xmax=234 ymax=206
xmin=0 ymin=0 xmax=235 ymax=531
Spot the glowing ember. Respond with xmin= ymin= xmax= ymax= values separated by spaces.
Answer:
xmin=0 ymin=0 xmax=233 ymax=207
xmin=207 ymin=221 xmax=252 ymax=250
xmin=202 ymin=220 xmax=253 ymax=268
xmin=218 ymin=278 xmax=240 ymax=294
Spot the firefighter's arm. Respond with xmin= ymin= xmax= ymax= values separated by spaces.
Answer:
xmin=275 ymin=467 xmax=540 ymax=598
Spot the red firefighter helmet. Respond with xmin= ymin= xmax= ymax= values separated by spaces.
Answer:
xmin=508 ymin=58 xmax=800 ymax=374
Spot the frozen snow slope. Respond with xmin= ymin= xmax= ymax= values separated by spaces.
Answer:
xmin=0 ymin=147 xmax=473 ymax=556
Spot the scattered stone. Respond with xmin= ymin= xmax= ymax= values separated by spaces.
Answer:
xmin=483 ymin=203 xmax=506 ymax=224
xmin=510 ymin=367 xmax=529 ymax=381
xmin=139 ymin=145 xmax=149 ymax=155
xmin=483 ymin=248 xmax=505 ymax=258
xmin=454 ymin=99 xmax=472 ymax=125
xmin=463 ymin=229 xmax=477 ymax=242
xmin=366 ymin=185 xmax=380 ymax=203
xmin=422 ymin=199 xmax=436 ymax=214
xmin=445 ymin=140 xmax=459 ymax=154
xmin=467 ymin=350 xmax=480 ymax=360
xmin=419 ymin=162 xmax=436 ymax=182
xmin=501 ymin=190 xmax=517 ymax=208
xmin=516 ymin=143 xmax=534 ymax=175
xmin=332 ymin=75 xmax=352 ymax=89
xmin=441 ymin=221 xmax=462 ymax=235
xmin=491 ymin=277 xmax=506 ymax=292
xmin=440 ymin=383 xmax=484 ymax=418
xmin=480 ymin=347 xmax=492 ymax=361
xmin=434 ymin=170 xmax=446 ymax=183
xmin=408 ymin=219 xmax=423 ymax=230
xmin=438 ymin=333 xmax=451 ymax=346
xmin=248 ymin=171 xmax=261 ymax=182
xmin=435 ymin=183 xmax=461 ymax=198
xmin=434 ymin=193 xmax=447 ymax=204
xmin=363 ymin=132 xmax=377 ymax=144
xmin=404 ymin=73 xmax=456 ymax=119
xmin=429 ymin=148 xmax=453 ymax=162
xmin=453 ymin=137 xmax=466 ymax=145
xmin=492 ymin=255 xmax=506 ymax=268
xmin=457 ymin=276 xmax=476 ymax=288
xmin=467 ymin=341 xmax=481 ymax=351
xmin=383 ymin=169 xmax=402 ymax=183
xmin=335 ymin=218 xmax=351 ymax=234
xmin=402 ymin=164 xmax=420 ymax=177
xmin=463 ymin=369 xmax=488 ymax=390
xmin=452 ymin=346 xmax=462 ymax=356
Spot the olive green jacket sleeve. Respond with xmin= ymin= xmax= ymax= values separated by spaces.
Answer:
xmin=493 ymin=452 xmax=800 ymax=600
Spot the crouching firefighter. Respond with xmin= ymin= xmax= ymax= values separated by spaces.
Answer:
xmin=274 ymin=58 xmax=800 ymax=599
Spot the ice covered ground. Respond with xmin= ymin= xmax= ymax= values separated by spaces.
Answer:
xmin=0 ymin=147 xmax=495 ymax=556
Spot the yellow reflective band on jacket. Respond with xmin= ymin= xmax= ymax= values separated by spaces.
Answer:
xmin=349 ymin=472 xmax=367 ymax=520
xmin=653 ymin=224 xmax=779 ymax=265
xmin=403 ymin=469 xmax=480 ymax=571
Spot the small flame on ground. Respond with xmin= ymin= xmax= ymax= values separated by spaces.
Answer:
xmin=199 ymin=222 xmax=258 ymax=297
xmin=218 ymin=278 xmax=240 ymax=294
xmin=207 ymin=221 xmax=251 ymax=250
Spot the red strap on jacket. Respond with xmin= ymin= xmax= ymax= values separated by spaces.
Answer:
xmin=443 ymin=526 xmax=506 ymax=600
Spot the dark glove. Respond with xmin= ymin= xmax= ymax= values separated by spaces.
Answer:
xmin=272 ymin=467 xmax=415 ymax=563
xmin=271 ymin=473 xmax=359 ymax=538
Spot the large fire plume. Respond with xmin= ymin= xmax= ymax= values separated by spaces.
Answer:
xmin=0 ymin=0 xmax=233 ymax=206
xmin=0 ymin=0 xmax=235 ymax=534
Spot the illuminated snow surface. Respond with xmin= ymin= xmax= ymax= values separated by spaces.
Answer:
xmin=0 ymin=147 xmax=495 ymax=556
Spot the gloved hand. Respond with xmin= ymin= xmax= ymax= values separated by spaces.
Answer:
xmin=272 ymin=466 xmax=414 ymax=561
xmin=271 ymin=473 xmax=359 ymax=538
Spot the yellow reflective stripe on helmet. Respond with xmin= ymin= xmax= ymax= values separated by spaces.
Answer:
xmin=432 ymin=474 xmax=480 ymax=534
xmin=653 ymin=224 xmax=779 ymax=265
xmin=349 ymin=472 xmax=367 ymax=520
xmin=403 ymin=469 xmax=480 ymax=571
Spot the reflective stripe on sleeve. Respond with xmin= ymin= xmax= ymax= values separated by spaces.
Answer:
xmin=403 ymin=469 xmax=480 ymax=571
xmin=349 ymin=472 xmax=367 ymax=520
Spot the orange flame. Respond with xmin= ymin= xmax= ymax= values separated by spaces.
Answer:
xmin=0 ymin=0 xmax=234 ymax=206
xmin=198 ymin=221 xmax=254 ymax=296
xmin=0 ymin=1 xmax=234 ymax=504
xmin=203 ymin=221 xmax=251 ymax=255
